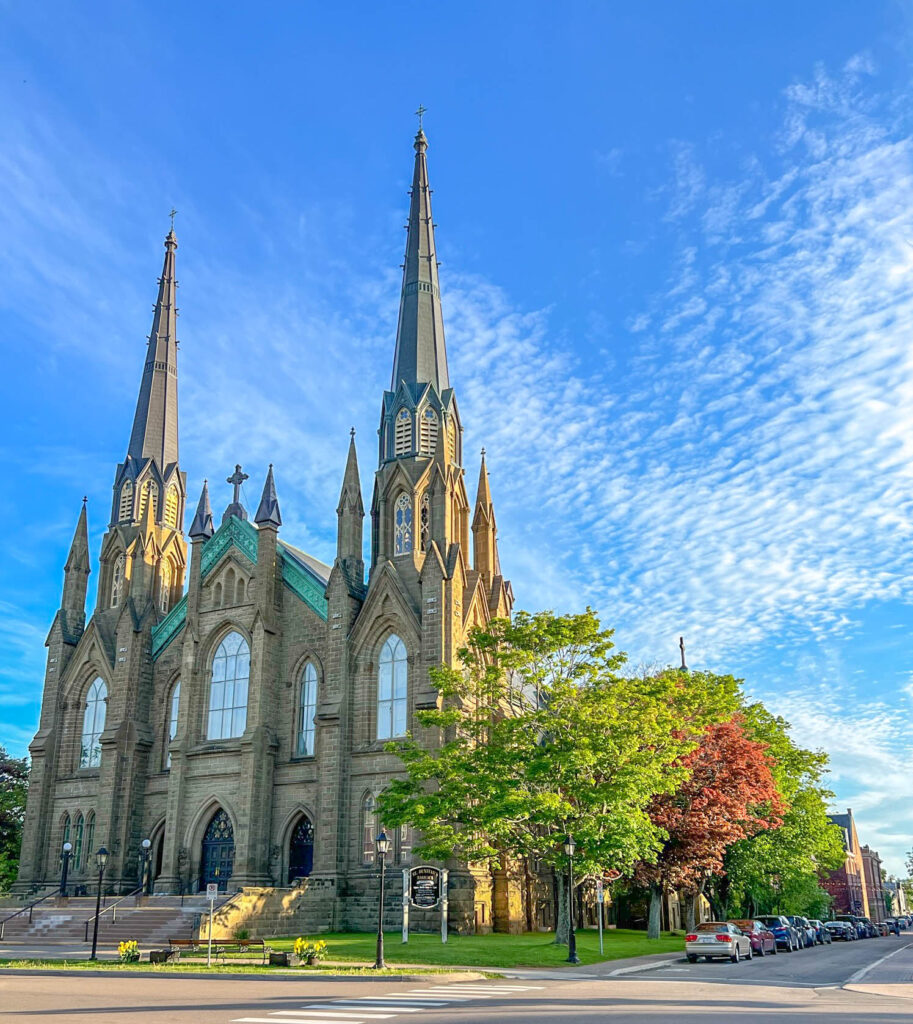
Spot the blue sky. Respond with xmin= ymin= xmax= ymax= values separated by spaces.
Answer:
xmin=1 ymin=1 xmax=912 ymax=874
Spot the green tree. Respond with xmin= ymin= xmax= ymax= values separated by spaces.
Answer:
xmin=0 ymin=746 xmax=29 ymax=893
xmin=377 ymin=610 xmax=737 ymax=943
xmin=709 ymin=705 xmax=844 ymax=920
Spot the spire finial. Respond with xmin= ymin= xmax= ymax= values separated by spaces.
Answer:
xmin=169 ymin=207 xmax=177 ymax=231
xmin=350 ymin=426 xmax=356 ymax=439
xmin=222 ymin=464 xmax=250 ymax=524
xmin=480 ymin=447 xmax=486 ymax=459
xmin=415 ymin=104 xmax=427 ymax=131
xmin=679 ymin=636 xmax=688 ymax=672
xmin=82 ymin=495 xmax=88 ymax=506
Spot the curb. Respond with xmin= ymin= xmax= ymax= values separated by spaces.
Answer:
xmin=607 ymin=955 xmax=682 ymax=976
xmin=0 ymin=967 xmax=487 ymax=982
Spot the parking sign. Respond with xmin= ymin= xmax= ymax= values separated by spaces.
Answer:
xmin=206 ymin=883 xmax=218 ymax=900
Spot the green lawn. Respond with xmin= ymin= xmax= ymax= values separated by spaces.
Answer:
xmin=0 ymin=959 xmax=456 ymax=975
xmin=267 ymin=929 xmax=682 ymax=968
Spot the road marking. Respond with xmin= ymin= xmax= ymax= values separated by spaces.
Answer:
xmin=846 ymin=940 xmax=913 ymax=984
xmin=233 ymin=1019 xmax=370 ymax=1024
xmin=343 ymin=1000 xmax=447 ymax=1006
xmin=320 ymin=1006 xmax=428 ymax=1013
xmin=269 ymin=1014 xmax=395 ymax=1019
xmin=446 ymin=986 xmax=542 ymax=992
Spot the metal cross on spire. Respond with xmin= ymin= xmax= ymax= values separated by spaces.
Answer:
xmin=169 ymin=208 xmax=177 ymax=231
xmin=227 ymin=464 xmax=249 ymax=505
xmin=415 ymin=104 xmax=427 ymax=131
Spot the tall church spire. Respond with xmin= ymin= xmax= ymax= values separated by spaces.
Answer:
xmin=390 ymin=128 xmax=450 ymax=392
xmin=61 ymin=499 xmax=91 ymax=623
xmin=127 ymin=228 xmax=180 ymax=470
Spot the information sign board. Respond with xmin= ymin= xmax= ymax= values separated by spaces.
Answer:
xmin=410 ymin=866 xmax=441 ymax=908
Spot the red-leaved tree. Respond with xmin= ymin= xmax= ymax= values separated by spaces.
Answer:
xmin=636 ymin=716 xmax=784 ymax=938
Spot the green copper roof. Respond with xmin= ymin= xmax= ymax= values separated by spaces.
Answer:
xmin=151 ymin=515 xmax=328 ymax=661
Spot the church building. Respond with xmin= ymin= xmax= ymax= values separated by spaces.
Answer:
xmin=15 ymin=127 xmax=518 ymax=932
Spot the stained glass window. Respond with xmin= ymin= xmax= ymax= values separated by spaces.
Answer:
xmin=394 ymin=493 xmax=413 ymax=556
xmin=362 ymin=794 xmax=376 ymax=865
xmin=377 ymin=634 xmax=407 ymax=739
xmin=80 ymin=677 xmax=107 ymax=768
xmin=111 ymin=554 xmax=126 ymax=608
xmin=166 ymin=680 xmax=180 ymax=769
xmin=207 ymin=632 xmax=250 ymax=740
xmin=297 ymin=663 xmax=318 ymax=757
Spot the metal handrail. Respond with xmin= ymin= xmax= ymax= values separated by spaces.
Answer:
xmin=84 ymin=886 xmax=143 ymax=942
xmin=0 ymin=889 xmax=60 ymax=939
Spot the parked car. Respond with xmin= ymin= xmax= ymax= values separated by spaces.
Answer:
xmin=825 ymin=920 xmax=854 ymax=940
xmin=787 ymin=915 xmax=817 ymax=948
xmin=808 ymin=919 xmax=832 ymax=945
xmin=757 ymin=915 xmax=801 ymax=951
xmin=730 ymin=919 xmax=777 ymax=957
xmin=836 ymin=914 xmax=867 ymax=938
xmin=876 ymin=922 xmax=890 ymax=936
xmin=686 ymin=921 xmax=754 ymax=963
xmin=860 ymin=918 xmax=878 ymax=938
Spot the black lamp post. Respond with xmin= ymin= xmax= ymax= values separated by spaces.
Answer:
xmin=564 ymin=835 xmax=580 ymax=964
xmin=59 ymin=842 xmax=72 ymax=899
xmin=140 ymin=838 xmax=152 ymax=896
xmin=373 ymin=831 xmax=391 ymax=969
xmin=89 ymin=846 xmax=109 ymax=961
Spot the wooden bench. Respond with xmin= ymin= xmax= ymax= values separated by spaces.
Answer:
xmin=164 ymin=938 xmax=270 ymax=964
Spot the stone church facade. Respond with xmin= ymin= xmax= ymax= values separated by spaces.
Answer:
xmin=15 ymin=128 xmax=521 ymax=932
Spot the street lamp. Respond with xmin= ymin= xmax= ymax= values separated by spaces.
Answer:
xmin=60 ymin=842 xmax=73 ymax=899
xmin=140 ymin=838 xmax=152 ymax=896
xmin=564 ymin=835 xmax=580 ymax=964
xmin=373 ymin=831 xmax=391 ymax=969
xmin=89 ymin=846 xmax=109 ymax=961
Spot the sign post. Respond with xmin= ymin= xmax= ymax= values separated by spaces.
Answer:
xmin=596 ymin=879 xmax=604 ymax=956
xmin=206 ymin=883 xmax=218 ymax=967
xmin=402 ymin=868 xmax=410 ymax=943
xmin=441 ymin=869 xmax=449 ymax=944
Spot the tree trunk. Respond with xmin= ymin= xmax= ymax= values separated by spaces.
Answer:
xmin=684 ymin=891 xmax=697 ymax=933
xmin=553 ymin=870 xmax=569 ymax=945
xmin=647 ymin=882 xmax=663 ymax=940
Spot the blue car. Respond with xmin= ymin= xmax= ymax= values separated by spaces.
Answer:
xmin=757 ymin=915 xmax=800 ymax=951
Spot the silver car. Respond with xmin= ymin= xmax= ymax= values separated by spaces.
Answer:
xmin=686 ymin=921 xmax=754 ymax=963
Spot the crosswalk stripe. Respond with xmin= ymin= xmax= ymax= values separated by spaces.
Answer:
xmin=269 ymin=1013 xmax=394 ymax=1019
xmin=233 ymin=1019 xmax=370 ymax=1024
xmin=405 ymin=991 xmax=486 ymax=998
xmin=317 ymin=1005 xmax=427 ymax=1012
xmin=343 ymin=999 xmax=448 ymax=1006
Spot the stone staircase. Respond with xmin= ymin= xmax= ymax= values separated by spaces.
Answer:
xmin=0 ymin=895 xmax=226 ymax=947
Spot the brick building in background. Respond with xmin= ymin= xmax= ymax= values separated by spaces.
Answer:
xmin=823 ymin=809 xmax=869 ymax=918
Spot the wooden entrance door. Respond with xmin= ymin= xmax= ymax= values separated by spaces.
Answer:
xmin=288 ymin=816 xmax=314 ymax=883
xmin=200 ymin=809 xmax=235 ymax=892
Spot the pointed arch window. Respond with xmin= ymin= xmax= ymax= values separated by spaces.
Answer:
xmin=111 ymin=554 xmax=126 ymax=608
xmin=166 ymin=680 xmax=180 ymax=769
xmin=377 ymin=634 xmax=407 ymax=740
xmin=164 ymin=485 xmax=179 ymax=529
xmin=85 ymin=812 xmax=95 ymax=865
xmin=394 ymin=408 xmax=411 ymax=457
xmin=62 ymin=813 xmax=71 ymax=847
xmin=362 ymin=794 xmax=376 ymax=865
xmin=138 ymin=480 xmax=159 ymax=521
xmin=447 ymin=419 xmax=456 ymax=465
xmin=394 ymin=493 xmax=413 ymax=556
xmin=79 ymin=677 xmax=107 ymax=768
xmin=118 ymin=480 xmax=134 ymax=522
xmin=159 ymin=560 xmax=173 ymax=614
xmin=296 ymin=663 xmax=318 ymax=757
xmin=207 ymin=632 xmax=250 ymax=740
xmin=420 ymin=492 xmax=430 ymax=552
xmin=73 ymin=813 xmax=84 ymax=868
xmin=419 ymin=407 xmax=438 ymax=455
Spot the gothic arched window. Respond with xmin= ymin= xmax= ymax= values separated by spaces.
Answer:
xmin=394 ymin=407 xmax=411 ymax=457
xmin=420 ymin=492 xmax=430 ymax=552
xmin=165 ymin=680 xmax=180 ymax=769
xmin=138 ymin=479 xmax=159 ymax=521
xmin=79 ymin=677 xmax=107 ymax=768
xmin=111 ymin=554 xmax=126 ymax=608
xmin=85 ymin=812 xmax=95 ymax=865
xmin=377 ymin=634 xmax=407 ymax=740
xmin=419 ymin=407 xmax=437 ymax=454
xmin=296 ymin=663 xmax=318 ymax=757
xmin=164 ymin=484 xmax=179 ymax=529
xmin=207 ymin=632 xmax=250 ymax=740
xmin=362 ymin=793 xmax=376 ymax=865
xmin=447 ymin=419 xmax=456 ymax=465
xmin=62 ymin=813 xmax=71 ymax=847
xmin=159 ymin=560 xmax=173 ymax=614
xmin=74 ymin=813 xmax=84 ymax=868
xmin=394 ymin=493 xmax=413 ymax=556
xmin=118 ymin=480 xmax=133 ymax=522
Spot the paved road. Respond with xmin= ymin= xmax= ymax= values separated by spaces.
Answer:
xmin=2 ymin=935 xmax=911 ymax=1022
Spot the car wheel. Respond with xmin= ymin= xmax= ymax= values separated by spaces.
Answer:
xmin=747 ymin=944 xmax=753 ymax=960
xmin=757 ymin=943 xmax=765 ymax=957
xmin=687 ymin=954 xmax=697 ymax=963
xmin=731 ymin=947 xmax=740 ymax=963
xmin=771 ymin=943 xmax=777 ymax=955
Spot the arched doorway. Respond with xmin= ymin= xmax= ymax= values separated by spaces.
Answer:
xmin=287 ymin=815 xmax=314 ymax=884
xmin=200 ymin=809 xmax=234 ymax=891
